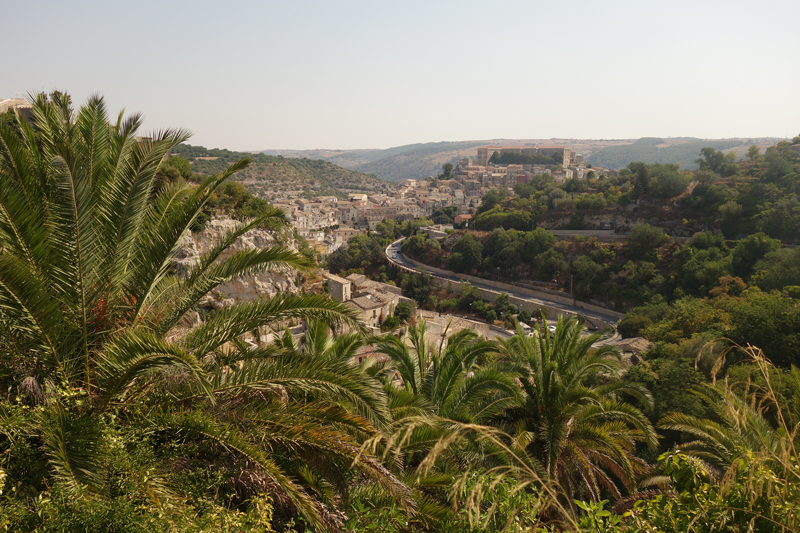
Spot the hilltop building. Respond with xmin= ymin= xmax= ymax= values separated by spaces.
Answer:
xmin=475 ymin=145 xmax=574 ymax=167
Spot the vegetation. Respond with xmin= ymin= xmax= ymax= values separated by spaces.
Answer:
xmin=2 ymin=94 xmax=800 ymax=532
xmin=172 ymin=143 xmax=390 ymax=200
xmin=0 ymin=94 xmax=388 ymax=531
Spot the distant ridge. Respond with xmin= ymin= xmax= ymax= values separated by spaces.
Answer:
xmin=171 ymin=143 xmax=390 ymax=200
xmin=261 ymin=137 xmax=784 ymax=181
xmin=586 ymin=137 xmax=780 ymax=170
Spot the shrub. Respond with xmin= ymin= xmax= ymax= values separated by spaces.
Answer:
xmin=627 ymin=223 xmax=669 ymax=257
xmin=393 ymin=301 xmax=414 ymax=322
xmin=618 ymin=315 xmax=654 ymax=338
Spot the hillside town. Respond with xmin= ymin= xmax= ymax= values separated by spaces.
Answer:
xmin=272 ymin=145 xmax=611 ymax=257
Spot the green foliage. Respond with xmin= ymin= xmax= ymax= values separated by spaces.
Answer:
xmin=731 ymin=232 xmax=782 ymax=277
xmin=626 ymin=224 xmax=669 ymax=258
xmin=571 ymin=256 xmax=605 ymax=300
xmin=752 ymin=246 xmax=800 ymax=290
xmin=617 ymin=314 xmax=653 ymax=338
xmin=375 ymin=217 xmax=434 ymax=241
xmin=473 ymin=206 xmax=535 ymax=231
xmin=697 ymin=146 xmax=739 ymax=177
xmin=0 ymin=93 xmax=400 ymax=531
xmin=497 ymin=318 xmax=657 ymax=501
xmin=648 ymin=163 xmax=691 ymax=197
xmin=400 ymin=271 xmax=432 ymax=306
xmin=626 ymin=450 xmax=800 ymax=532
xmin=452 ymin=234 xmax=483 ymax=270
xmin=476 ymin=189 xmax=510 ymax=214
xmin=327 ymin=233 xmax=387 ymax=275
xmin=393 ymin=301 xmax=414 ymax=323
xmin=381 ymin=315 xmax=401 ymax=331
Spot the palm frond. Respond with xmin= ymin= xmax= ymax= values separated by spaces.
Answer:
xmin=184 ymin=294 xmax=362 ymax=358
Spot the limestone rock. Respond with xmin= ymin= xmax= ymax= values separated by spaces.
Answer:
xmin=174 ymin=217 xmax=300 ymax=303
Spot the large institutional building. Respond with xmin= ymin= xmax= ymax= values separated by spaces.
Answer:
xmin=475 ymin=145 xmax=574 ymax=167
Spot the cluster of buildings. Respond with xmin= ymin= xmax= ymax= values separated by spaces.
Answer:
xmin=471 ymin=145 xmax=608 ymax=185
xmin=0 ymin=98 xmax=33 ymax=119
xmin=270 ymin=145 xmax=609 ymax=257
xmin=326 ymin=272 xmax=414 ymax=331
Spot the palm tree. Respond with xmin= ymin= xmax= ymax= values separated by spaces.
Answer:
xmin=0 ymin=93 xmax=402 ymax=529
xmin=273 ymin=319 xmax=368 ymax=363
xmin=371 ymin=320 xmax=519 ymax=425
xmin=659 ymin=347 xmax=800 ymax=472
xmin=496 ymin=317 xmax=658 ymax=502
xmin=346 ymin=321 xmax=520 ymax=527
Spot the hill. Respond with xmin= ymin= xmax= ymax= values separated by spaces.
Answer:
xmin=263 ymin=141 xmax=488 ymax=181
xmin=261 ymin=137 xmax=784 ymax=181
xmin=585 ymin=137 xmax=782 ymax=170
xmin=171 ymin=144 xmax=391 ymax=200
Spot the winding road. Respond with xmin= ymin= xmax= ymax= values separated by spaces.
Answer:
xmin=384 ymin=238 xmax=621 ymax=346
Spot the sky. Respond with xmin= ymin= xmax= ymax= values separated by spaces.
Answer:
xmin=3 ymin=0 xmax=799 ymax=151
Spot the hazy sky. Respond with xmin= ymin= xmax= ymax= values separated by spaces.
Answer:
xmin=3 ymin=0 xmax=798 ymax=151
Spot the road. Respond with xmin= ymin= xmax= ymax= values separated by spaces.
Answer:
xmin=385 ymin=238 xmax=621 ymax=346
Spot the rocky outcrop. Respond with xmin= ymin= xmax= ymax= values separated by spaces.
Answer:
xmin=174 ymin=217 xmax=300 ymax=305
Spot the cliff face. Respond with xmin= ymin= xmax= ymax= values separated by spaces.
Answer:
xmin=174 ymin=217 xmax=299 ymax=305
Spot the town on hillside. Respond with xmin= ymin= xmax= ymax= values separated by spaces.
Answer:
xmin=272 ymin=144 xmax=605 ymax=256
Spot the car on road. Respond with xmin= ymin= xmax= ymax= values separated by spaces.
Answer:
xmin=391 ymin=254 xmax=397 ymax=259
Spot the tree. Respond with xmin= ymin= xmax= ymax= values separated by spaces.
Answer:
xmin=372 ymin=322 xmax=517 ymax=424
xmin=446 ymin=251 xmax=466 ymax=273
xmin=476 ymin=189 xmax=508 ymax=214
xmin=535 ymin=249 xmax=567 ymax=279
xmin=453 ymin=234 xmax=483 ymax=269
xmin=746 ymin=144 xmax=761 ymax=160
xmin=697 ymin=147 xmax=738 ymax=177
xmin=627 ymin=223 xmax=669 ymax=258
xmin=693 ymin=169 xmax=719 ymax=185
xmin=752 ymin=247 xmax=800 ymax=291
xmin=494 ymin=292 xmax=511 ymax=317
xmin=618 ymin=314 xmax=653 ymax=338
xmin=571 ymin=256 xmax=605 ymax=299
xmin=731 ymin=232 xmax=781 ymax=277
xmin=0 ymin=94 xmax=397 ymax=529
xmin=393 ymin=300 xmax=414 ymax=323
xmin=648 ymin=163 xmax=689 ymax=198
xmin=497 ymin=318 xmax=657 ymax=501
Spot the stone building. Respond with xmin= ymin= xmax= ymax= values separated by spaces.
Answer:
xmin=326 ymin=272 xmax=413 ymax=329
xmin=476 ymin=145 xmax=573 ymax=167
